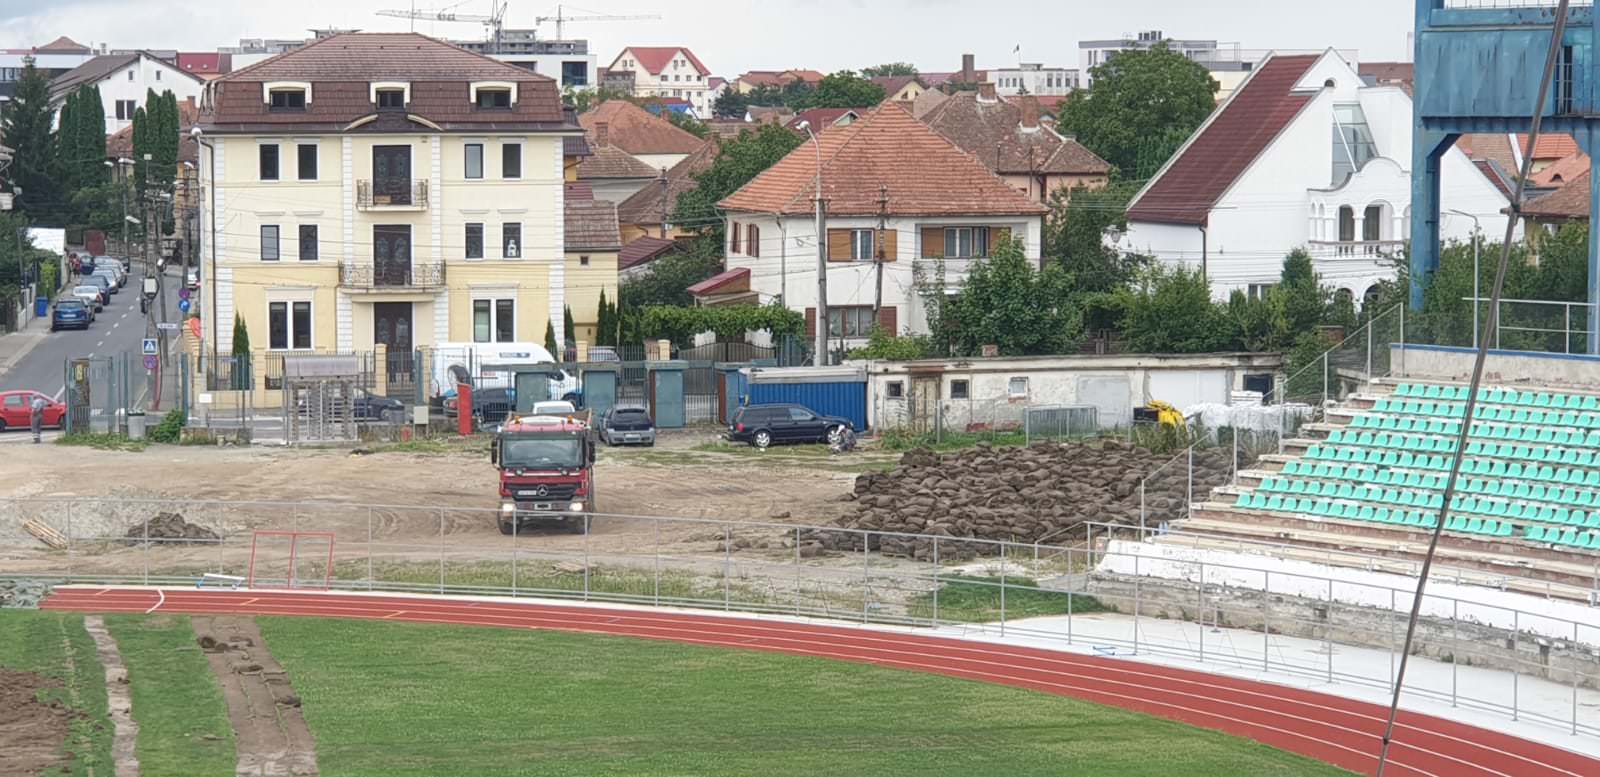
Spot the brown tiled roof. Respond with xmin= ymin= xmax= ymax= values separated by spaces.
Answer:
xmin=687 ymin=267 xmax=749 ymax=296
xmin=1457 ymin=133 xmax=1519 ymax=179
xmin=921 ymin=92 xmax=1108 ymax=177
xmin=578 ymin=100 xmax=704 ymax=156
xmin=616 ymin=138 xmax=720 ymax=226
xmin=49 ymin=54 xmax=139 ymax=98
xmin=787 ymin=108 xmax=857 ymax=132
xmin=565 ymin=198 xmax=622 ymax=252
xmin=577 ymin=144 xmax=659 ymax=180
xmin=1518 ymin=133 xmax=1578 ymax=161
xmin=1127 ymin=54 xmax=1320 ymax=226
xmin=910 ymin=88 xmax=948 ymax=119
xmin=746 ymin=106 xmax=795 ymax=124
xmin=37 ymin=36 xmax=90 ymax=52
xmin=563 ymin=135 xmax=592 ymax=159
xmin=619 ymin=235 xmax=680 ymax=270
xmin=1531 ymin=152 xmax=1589 ymax=187
xmin=719 ymin=102 xmax=1047 ymax=218
xmin=1522 ymin=170 xmax=1590 ymax=219
xmin=224 ymin=32 xmax=538 ymax=82
xmin=565 ymin=181 xmax=595 ymax=201
xmin=870 ymin=75 xmax=922 ymax=97
xmin=202 ymin=34 xmax=569 ymax=133
xmin=620 ymin=47 xmax=710 ymax=76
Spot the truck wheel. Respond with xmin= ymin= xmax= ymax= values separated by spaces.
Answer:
xmin=753 ymin=430 xmax=772 ymax=449
xmin=498 ymin=520 xmax=515 ymax=536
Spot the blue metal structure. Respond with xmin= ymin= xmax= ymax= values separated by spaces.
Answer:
xmin=1412 ymin=1 xmax=1599 ymax=350
xmin=648 ymin=361 xmax=687 ymax=429
xmin=580 ymin=366 xmax=619 ymax=420
xmin=742 ymin=367 xmax=869 ymax=431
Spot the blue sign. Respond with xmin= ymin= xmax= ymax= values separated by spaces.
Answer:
xmin=178 ymin=299 xmax=191 ymax=313
xmin=143 ymin=355 xmax=158 ymax=370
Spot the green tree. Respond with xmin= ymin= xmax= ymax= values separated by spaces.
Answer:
xmin=1225 ymin=289 xmax=1287 ymax=352
xmin=595 ymin=289 xmax=613 ymax=347
xmin=3 ymin=57 xmax=64 ymax=223
xmin=929 ymin=237 xmax=1083 ymax=356
xmin=1045 ymin=181 xmax=1144 ymax=294
xmin=562 ymin=86 xmax=634 ymax=114
xmin=712 ymin=88 xmax=751 ymax=119
xmin=131 ymin=104 xmax=150 ymax=195
xmin=1059 ymin=42 xmax=1218 ymax=177
xmin=619 ymin=237 xmax=723 ymax=310
xmin=1277 ymin=249 xmax=1329 ymax=336
xmin=794 ymin=70 xmax=885 ymax=109
xmin=563 ymin=304 xmax=576 ymax=347
xmin=861 ymin=63 xmax=918 ymax=78
xmin=847 ymin=327 xmax=930 ymax=360
xmin=544 ymin=320 xmax=559 ymax=359
xmin=672 ymin=123 xmax=801 ymax=244
xmin=661 ymin=107 xmax=709 ymax=138
xmin=1117 ymin=264 xmax=1231 ymax=353
xmin=230 ymin=314 xmax=251 ymax=390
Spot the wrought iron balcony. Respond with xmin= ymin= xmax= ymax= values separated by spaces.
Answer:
xmin=356 ymin=179 xmax=429 ymax=210
xmin=339 ymin=261 xmax=446 ymax=291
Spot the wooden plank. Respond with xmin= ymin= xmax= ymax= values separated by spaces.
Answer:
xmin=22 ymin=519 xmax=66 ymax=550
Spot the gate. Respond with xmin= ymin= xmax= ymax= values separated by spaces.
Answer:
xmin=281 ymin=354 xmax=366 ymax=443
xmin=909 ymin=374 xmax=941 ymax=434
xmin=65 ymin=355 xmax=131 ymax=435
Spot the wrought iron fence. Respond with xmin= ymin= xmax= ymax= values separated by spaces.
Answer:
xmin=338 ymin=261 xmax=446 ymax=290
xmin=1 ymin=496 xmax=1595 ymax=737
xmin=355 ymin=179 xmax=429 ymax=209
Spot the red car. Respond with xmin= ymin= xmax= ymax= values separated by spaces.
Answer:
xmin=0 ymin=391 xmax=66 ymax=432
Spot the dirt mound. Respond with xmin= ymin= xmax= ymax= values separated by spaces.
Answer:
xmin=0 ymin=668 xmax=72 ymax=775
xmin=125 ymin=512 xmax=219 ymax=544
xmin=818 ymin=439 xmax=1233 ymax=557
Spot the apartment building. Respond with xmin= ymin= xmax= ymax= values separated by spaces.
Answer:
xmin=194 ymin=32 xmax=591 ymax=385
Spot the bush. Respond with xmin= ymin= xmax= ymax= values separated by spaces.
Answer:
xmin=847 ymin=327 xmax=931 ymax=360
xmin=146 ymin=408 xmax=185 ymax=443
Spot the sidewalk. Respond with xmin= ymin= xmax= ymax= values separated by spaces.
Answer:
xmin=0 ymin=313 xmax=52 ymax=377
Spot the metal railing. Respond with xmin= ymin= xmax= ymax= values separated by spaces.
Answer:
xmin=1307 ymin=239 xmax=1408 ymax=258
xmin=339 ymin=261 xmax=446 ymax=290
xmin=355 ymin=179 xmax=429 ymax=209
xmin=1464 ymin=296 xmax=1595 ymax=355
xmin=2 ymin=496 xmax=1595 ymax=737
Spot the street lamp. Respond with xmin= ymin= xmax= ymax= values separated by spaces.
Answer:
xmin=1445 ymin=209 xmax=1482 ymax=348
xmin=797 ymin=120 xmax=826 ymax=367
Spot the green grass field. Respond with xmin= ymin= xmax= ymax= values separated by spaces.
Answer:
xmin=1 ymin=610 xmax=1353 ymax=776
xmin=258 ymin=617 xmax=1353 ymax=777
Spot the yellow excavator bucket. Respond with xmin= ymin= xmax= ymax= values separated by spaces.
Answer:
xmin=1146 ymin=400 xmax=1184 ymax=428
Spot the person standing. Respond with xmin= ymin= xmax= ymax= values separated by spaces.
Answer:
xmin=30 ymin=394 xmax=46 ymax=443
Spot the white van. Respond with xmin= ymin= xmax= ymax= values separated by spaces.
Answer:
xmin=428 ymin=342 xmax=577 ymax=404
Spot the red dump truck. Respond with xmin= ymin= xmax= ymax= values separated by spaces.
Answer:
xmin=491 ymin=414 xmax=597 ymax=535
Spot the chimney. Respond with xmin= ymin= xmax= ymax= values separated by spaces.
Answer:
xmin=1019 ymin=96 xmax=1041 ymax=130
xmin=961 ymin=53 xmax=975 ymax=83
xmin=595 ymin=122 xmax=609 ymax=147
xmin=977 ymin=82 xmax=997 ymax=103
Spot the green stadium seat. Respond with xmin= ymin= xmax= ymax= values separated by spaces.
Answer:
xmin=1535 ymin=393 xmax=1554 ymax=409
xmin=1420 ymin=385 xmax=1440 ymax=400
xmin=1585 ymin=397 xmax=1600 ymax=411
xmin=1526 ymin=525 xmax=1546 ymax=540
xmin=1466 ymin=517 xmax=1485 ymax=533
xmin=1447 ymin=515 xmax=1466 ymax=531
xmin=1559 ymin=529 xmax=1581 ymax=545
xmin=1585 ymin=533 xmax=1600 ymax=549
xmin=1236 ymin=493 xmax=1251 ymax=507
xmin=1265 ymin=495 xmax=1285 ymax=511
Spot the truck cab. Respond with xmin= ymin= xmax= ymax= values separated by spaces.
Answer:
xmin=492 ymin=415 xmax=597 ymax=535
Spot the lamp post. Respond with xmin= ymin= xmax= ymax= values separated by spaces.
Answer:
xmin=798 ymin=120 xmax=826 ymax=367
xmin=1445 ymin=209 xmax=1482 ymax=348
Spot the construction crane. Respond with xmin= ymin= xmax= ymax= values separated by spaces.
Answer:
xmin=536 ymin=5 xmax=660 ymax=41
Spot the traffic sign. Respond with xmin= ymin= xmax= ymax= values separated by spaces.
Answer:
xmin=141 ymin=338 xmax=158 ymax=356
xmin=178 ymin=287 xmax=190 ymax=301
xmin=156 ymin=322 xmax=179 ymax=331
xmin=143 ymin=355 xmax=158 ymax=370
xmin=178 ymin=299 xmax=191 ymax=313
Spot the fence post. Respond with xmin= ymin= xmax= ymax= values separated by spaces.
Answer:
xmin=65 ymin=502 xmax=73 ymax=582
xmin=1513 ymin=610 xmax=1520 ymax=722
xmin=724 ymin=525 xmax=732 ymax=612
xmin=1451 ymin=599 xmax=1459 ymax=707
xmin=1366 ymin=316 xmax=1374 ymax=381
xmin=932 ymin=536 xmax=940 ymax=627
xmin=1566 ymin=304 xmax=1573 ymax=354
xmin=654 ymin=520 xmax=661 ymax=607
xmin=1262 ymin=570 xmax=1271 ymax=671
xmin=1231 ymin=430 xmax=1239 ymax=486
xmin=1389 ymin=588 xmax=1397 ymax=692
xmin=1573 ymin=622 xmax=1581 ymax=736
xmin=794 ymin=526 xmax=802 ymax=616
xmin=1133 ymin=551 xmax=1141 ymax=655
xmin=1198 ymin=561 xmax=1205 ymax=664
xmin=511 ymin=510 xmax=519 ymax=597
xmin=366 ymin=507 xmax=374 ymax=593
xmin=1139 ymin=482 xmax=1147 ymax=538
xmin=142 ymin=512 xmax=149 ymax=585
xmin=999 ymin=543 xmax=1007 ymax=638
xmin=1327 ymin=577 xmax=1334 ymax=683
xmin=1399 ymin=302 xmax=1407 ymax=376
xmin=437 ymin=508 xmax=445 ymax=594
xmin=1322 ymin=351 xmax=1330 ymax=406
xmin=861 ymin=530 xmax=870 ymax=624
xmin=583 ymin=515 xmax=591 ymax=601
xmin=1186 ymin=446 xmax=1194 ymax=520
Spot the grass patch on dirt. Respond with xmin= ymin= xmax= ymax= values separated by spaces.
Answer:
xmin=55 ymin=433 xmax=148 ymax=452
xmin=906 ymin=575 xmax=1114 ymax=624
xmin=256 ymin=617 xmax=1351 ymax=777
xmin=0 ymin=611 xmax=116 ymax=777
xmin=101 ymin=614 xmax=235 ymax=776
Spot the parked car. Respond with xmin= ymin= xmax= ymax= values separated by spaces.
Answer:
xmin=727 ymin=403 xmax=853 ymax=449
xmin=296 ymin=389 xmax=404 ymax=422
xmin=533 ymin=400 xmax=577 ymax=416
xmin=587 ymin=346 xmax=621 ymax=363
xmin=50 ymin=299 xmax=92 ymax=331
xmin=90 ymin=268 xmax=120 ymax=292
xmin=96 ymin=256 xmax=129 ymax=274
xmin=601 ymin=406 xmax=656 ymax=446
xmin=444 ymin=387 xmax=515 ymax=425
xmin=84 ymin=274 xmax=113 ymax=300
xmin=94 ymin=261 xmax=125 ymax=286
xmin=72 ymin=284 xmax=105 ymax=312
xmin=0 ymin=390 xmax=66 ymax=431
xmin=186 ymin=267 xmax=199 ymax=290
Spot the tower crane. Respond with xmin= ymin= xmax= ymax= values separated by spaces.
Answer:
xmin=536 ymin=5 xmax=660 ymax=41
xmin=376 ymin=3 xmax=659 ymax=52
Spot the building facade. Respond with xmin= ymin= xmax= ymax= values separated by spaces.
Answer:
xmin=989 ymin=64 xmax=1077 ymax=96
xmin=1121 ymin=50 xmax=1512 ymax=303
xmin=606 ymin=47 xmax=713 ymax=116
xmin=456 ymin=33 xmax=597 ymax=91
xmin=49 ymin=51 xmax=204 ymax=133
xmin=194 ymin=32 xmax=589 ymax=385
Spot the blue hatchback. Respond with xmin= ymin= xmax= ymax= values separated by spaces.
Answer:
xmin=51 ymin=299 xmax=92 ymax=331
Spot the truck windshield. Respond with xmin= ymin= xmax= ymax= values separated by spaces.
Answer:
xmin=501 ymin=436 xmax=583 ymax=469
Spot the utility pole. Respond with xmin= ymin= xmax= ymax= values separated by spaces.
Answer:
xmin=814 ymin=191 xmax=828 ymax=367
xmin=873 ymin=184 xmax=888 ymax=324
xmin=657 ymin=169 xmax=669 ymax=239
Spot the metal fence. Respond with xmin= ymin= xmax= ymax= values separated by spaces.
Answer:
xmin=1 ymin=496 xmax=1595 ymax=737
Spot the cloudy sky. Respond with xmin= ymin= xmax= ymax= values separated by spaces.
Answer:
xmin=0 ymin=0 xmax=1418 ymax=73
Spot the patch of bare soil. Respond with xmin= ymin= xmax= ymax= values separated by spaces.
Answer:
xmin=0 ymin=667 xmax=71 ymax=776
xmin=191 ymin=615 xmax=317 ymax=777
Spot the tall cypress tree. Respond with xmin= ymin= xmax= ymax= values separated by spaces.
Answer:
xmin=131 ymin=104 xmax=149 ymax=195
xmin=1 ymin=57 xmax=64 ymax=222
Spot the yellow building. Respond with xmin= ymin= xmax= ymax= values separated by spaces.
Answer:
xmin=193 ymin=32 xmax=606 ymax=395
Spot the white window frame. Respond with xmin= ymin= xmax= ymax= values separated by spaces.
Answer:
xmin=464 ymin=142 xmax=484 ymax=180
xmin=850 ymin=229 xmax=874 ymax=261
xmin=472 ymin=297 xmax=516 ymax=343
xmin=950 ymin=379 xmax=970 ymax=400
xmin=260 ymin=225 xmax=280 ymax=261
xmin=469 ymin=81 xmax=518 ymax=106
xmin=1007 ymin=376 xmax=1029 ymax=397
xmin=369 ymin=81 xmax=411 ymax=105
xmin=267 ymin=299 xmax=314 ymax=351
xmin=263 ymin=80 xmax=312 ymax=107
xmin=464 ymin=222 xmax=485 ymax=260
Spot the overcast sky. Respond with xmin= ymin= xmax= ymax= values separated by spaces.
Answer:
xmin=0 ymin=0 xmax=1417 ymax=73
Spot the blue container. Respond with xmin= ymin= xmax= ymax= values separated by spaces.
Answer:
xmin=744 ymin=367 xmax=868 ymax=431
xmin=36 ymin=296 xmax=49 ymax=317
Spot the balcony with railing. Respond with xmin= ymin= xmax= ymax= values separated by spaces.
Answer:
xmin=1307 ymin=239 xmax=1408 ymax=259
xmin=339 ymin=261 xmax=446 ymax=292
xmin=356 ymin=179 xmax=429 ymax=210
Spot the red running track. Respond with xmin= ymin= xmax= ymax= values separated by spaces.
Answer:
xmin=43 ymin=586 xmax=1600 ymax=777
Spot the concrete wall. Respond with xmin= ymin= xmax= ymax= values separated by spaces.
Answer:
xmin=1392 ymin=343 xmax=1600 ymax=389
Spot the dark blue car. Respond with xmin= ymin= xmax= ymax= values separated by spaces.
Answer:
xmin=51 ymin=299 xmax=92 ymax=331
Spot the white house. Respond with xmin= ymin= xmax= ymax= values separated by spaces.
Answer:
xmin=709 ymin=103 xmax=1046 ymax=344
xmin=606 ymin=46 xmax=713 ymax=117
xmin=48 ymin=51 xmax=204 ymax=133
xmin=989 ymin=63 xmax=1077 ymax=96
xmin=1120 ymin=49 xmax=1513 ymax=303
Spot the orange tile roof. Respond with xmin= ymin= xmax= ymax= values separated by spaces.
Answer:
xmin=622 ymin=46 xmax=709 ymax=76
xmin=1517 ymin=133 xmax=1579 ymax=161
xmin=578 ymin=100 xmax=704 ymax=156
xmin=1530 ymin=152 xmax=1589 ymax=188
xmin=1522 ymin=170 xmax=1590 ymax=219
xmin=719 ymin=102 xmax=1046 ymax=218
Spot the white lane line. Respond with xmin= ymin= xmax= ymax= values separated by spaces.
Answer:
xmin=53 ymin=387 xmax=65 ymax=401
xmin=96 ymin=340 xmax=104 ymax=347
xmin=120 ymin=312 xmax=128 ymax=319
xmin=144 ymin=588 xmax=165 ymax=614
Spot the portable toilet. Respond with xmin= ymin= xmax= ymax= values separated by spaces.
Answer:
xmin=648 ymin=360 xmax=688 ymax=428
xmin=581 ymin=364 xmax=621 ymax=420
xmin=743 ymin=365 xmax=868 ymax=431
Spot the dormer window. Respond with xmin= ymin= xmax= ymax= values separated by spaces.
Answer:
xmin=377 ymin=88 xmax=405 ymax=110
xmin=269 ymin=88 xmax=307 ymax=111
xmin=476 ymin=88 xmax=511 ymax=109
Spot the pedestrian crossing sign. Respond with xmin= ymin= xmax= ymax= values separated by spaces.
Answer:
xmin=142 ymin=338 xmax=158 ymax=355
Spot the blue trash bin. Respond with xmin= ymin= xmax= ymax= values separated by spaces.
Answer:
xmin=35 ymin=296 xmax=48 ymax=317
